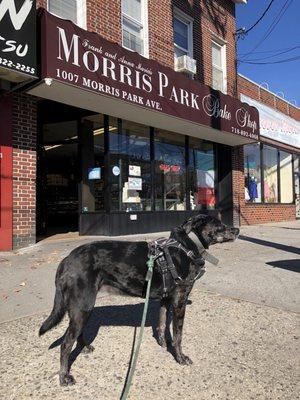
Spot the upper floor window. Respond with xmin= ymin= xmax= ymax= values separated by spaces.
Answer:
xmin=173 ymin=9 xmax=193 ymax=59
xmin=212 ymin=39 xmax=227 ymax=93
xmin=48 ymin=0 xmax=86 ymax=28
xmin=122 ymin=0 xmax=149 ymax=57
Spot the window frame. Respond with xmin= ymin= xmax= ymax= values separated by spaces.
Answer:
xmin=47 ymin=0 xmax=87 ymax=29
xmin=211 ymin=36 xmax=227 ymax=94
xmin=121 ymin=0 xmax=149 ymax=58
xmin=173 ymin=7 xmax=194 ymax=59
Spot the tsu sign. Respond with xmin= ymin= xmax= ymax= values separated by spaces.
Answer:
xmin=0 ymin=0 xmax=37 ymax=81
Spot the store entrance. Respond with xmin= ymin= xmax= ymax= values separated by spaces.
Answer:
xmin=37 ymin=101 xmax=87 ymax=238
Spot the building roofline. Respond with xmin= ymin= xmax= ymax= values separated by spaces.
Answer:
xmin=238 ymin=73 xmax=300 ymax=111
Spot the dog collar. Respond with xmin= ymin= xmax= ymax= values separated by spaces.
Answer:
xmin=188 ymin=231 xmax=219 ymax=266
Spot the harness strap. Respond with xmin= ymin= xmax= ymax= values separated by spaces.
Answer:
xmin=162 ymin=246 xmax=182 ymax=283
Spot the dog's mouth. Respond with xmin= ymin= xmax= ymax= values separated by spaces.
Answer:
xmin=217 ymin=227 xmax=240 ymax=243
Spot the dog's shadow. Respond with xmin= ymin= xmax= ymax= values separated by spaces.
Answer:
xmin=48 ymin=300 xmax=192 ymax=367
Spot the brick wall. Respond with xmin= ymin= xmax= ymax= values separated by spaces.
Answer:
xmin=37 ymin=0 xmax=47 ymax=8
xmin=148 ymin=0 xmax=174 ymax=68
xmin=12 ymin=93 xmax=37 ymax=249
xmin=238 ymin=75 xmax=300 ymax=121
xmin=86 ymin=0 xmax=122 ymax=43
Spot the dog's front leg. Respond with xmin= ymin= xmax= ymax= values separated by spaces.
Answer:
xmin=157 ymin=299 xmax=170 ymax=348
xmin=172 ymin=287 xmax=193 ymax=365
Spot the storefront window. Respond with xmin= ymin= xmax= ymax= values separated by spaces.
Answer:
xmin=244 ymin=144 xmax=262 ymax=203
xmin=189 ymin=138 xmax=215 ymax=210
xmin=154 ymin=130 xmax=186 ymax=211
xmin=110 ymin=118 xmax=151 ymax=211
xmin=263 ymin=145 xmax=278 ymax=203
xmin=280 ymin=151 xmax=293 ymax=203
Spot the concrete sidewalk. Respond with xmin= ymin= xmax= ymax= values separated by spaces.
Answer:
xmin=1 ymin=220 xmax=299 ymax=322
xmin=0 ymin=220 xmax=299 ymax=399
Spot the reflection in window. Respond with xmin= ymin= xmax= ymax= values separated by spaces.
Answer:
xmin=189 ymin=138 xmax=215 ymax=210
xmin=244 ymin=144 xmax=262 ymax=203
xmin=263 ymin=145 xmax=278 ymax=203
xmin=280 ymin=151 xmax=293 ymax=203
xmin=110 ymin=118 xmax=151 ymax=211
xmin=154 ymin=130 xmax=186 ymax=211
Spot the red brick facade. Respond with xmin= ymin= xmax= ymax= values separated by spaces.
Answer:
xmin=12 ymin=93 xmax=37 ymax=249
xmin=235 ymin=75 xmax=299 ymax=226
xmin=238 ymin=75 xmax=300 ymax=122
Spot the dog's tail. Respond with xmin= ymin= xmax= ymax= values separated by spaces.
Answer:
xmin=39 ymin=283 xmax=66 ymax=336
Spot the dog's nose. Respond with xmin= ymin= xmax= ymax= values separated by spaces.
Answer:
xmin=233 ymin=228 xmax=240 ymax=236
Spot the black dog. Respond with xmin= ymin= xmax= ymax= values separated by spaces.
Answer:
xmin=39 ymin=214 xmax=239 ymax=386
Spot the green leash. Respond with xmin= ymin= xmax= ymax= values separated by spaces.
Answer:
xmin=120 ymin=256 xmax=154 ymax=400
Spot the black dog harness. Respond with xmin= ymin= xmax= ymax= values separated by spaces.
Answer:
xmin=148 ymin=234 xmax=219 ymax=298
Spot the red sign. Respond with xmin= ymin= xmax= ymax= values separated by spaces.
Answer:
xmin=159 ymin=164 xmax=181 ymax=173
xmin=38 ymin=9 xmax=259 ymax=141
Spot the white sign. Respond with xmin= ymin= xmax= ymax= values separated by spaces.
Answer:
xmin=241 ymin=95 xmax=300 ymax=149
xmin=129 ymin=165 xmax=141 ymax=176
xmin=112 ymin=166 xmax=120 ymax=176
xmin=88 ymin=167 xmax=101 ymax=180
xmin=128 ymin=177 xmax=142 ymax=191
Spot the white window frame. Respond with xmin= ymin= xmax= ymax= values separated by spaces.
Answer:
xmin=121 ymin=0 xmax=149 ymax=58
xmin=47 ymin=0 xmax=87 ymax=29
xmin=173 ymin=7 xmax=193 ymax=59
xmin=211 ymin=36 xmax=227 ymax=94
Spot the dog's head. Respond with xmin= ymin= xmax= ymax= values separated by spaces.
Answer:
xmin=181 ymin=214 xmax=239 ymax=249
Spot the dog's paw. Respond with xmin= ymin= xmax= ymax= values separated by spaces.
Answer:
xmin=157 ymin=335 xmax=167 ymax=348
xmin=82 ymin=344 xmax=95 ymax=354
xmin=60 ymin=374 xmax=76 ymax=386
xmin=176 ymin=353 xmax=193 ymax=365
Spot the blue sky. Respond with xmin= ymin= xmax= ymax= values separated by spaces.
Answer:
xmin=236 ymin=0 xmax=300 ymax=106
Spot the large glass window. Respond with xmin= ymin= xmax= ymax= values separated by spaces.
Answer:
xmin=263 ymin=145 xmax=278 ymax=203
xmin=189 ymin=138 xmax=215 ymax=210
xmin=154 ymin=130 xmax=186 ymax=211
xmin=244 ymin=144 xmax=262 ymax=203
xmin=244 ymin=144 xmax=295 ymax=204
xmin=110 ymin=118 xmax=151 ymax=211
xmin=280 ymin=151 xmax=293 ymax=203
